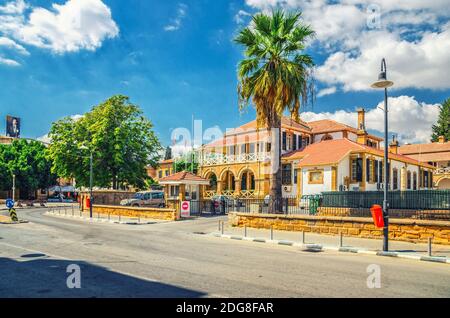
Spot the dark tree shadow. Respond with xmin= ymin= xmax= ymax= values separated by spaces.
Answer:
xmin=0 ymin=256 xmax=206 ymax=298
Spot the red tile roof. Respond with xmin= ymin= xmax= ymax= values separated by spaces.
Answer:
xmin=158 ymin=171 xmax=210 ymax=184
xmin=308 ymin=119 xmax=383 ymax=141
xmin=283 ymin=138 xmax=434 ymax=169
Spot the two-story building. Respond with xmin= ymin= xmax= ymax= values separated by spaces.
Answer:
xmin=398 ymin=136 xmax=450 ymax=189
xmin=197 ymin=109 xmax=435 ymax=199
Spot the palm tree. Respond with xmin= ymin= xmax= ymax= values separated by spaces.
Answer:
xmin=234 ymin=10 xmax=315 ymax=211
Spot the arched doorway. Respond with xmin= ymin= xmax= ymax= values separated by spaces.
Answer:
xmin=240 ymin=170 xmax=256 ymax=193
xmin=437 ymin=178 xmax=450 ymax=190
xmin=222 ymin=170 xmax=235 ymax=195
xmin=204 ymin=172 xmax=218 ymax=198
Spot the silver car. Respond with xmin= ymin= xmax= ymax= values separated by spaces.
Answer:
xmin=120 ymin=191 xmax=165 ymax=208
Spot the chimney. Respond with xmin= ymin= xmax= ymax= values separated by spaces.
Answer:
xmin=356 ymin=108 xmax=368 ymax=145
xmin=438 ymin=135 xmax=445 ymax=143
xmin=389 ymin=135 xmax=399 ymax=154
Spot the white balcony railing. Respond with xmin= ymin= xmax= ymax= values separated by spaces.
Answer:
xmin=436 ymin=167 xmax=450 ymax=174
xmin=200 ymin=152 xmax=271 ymax=166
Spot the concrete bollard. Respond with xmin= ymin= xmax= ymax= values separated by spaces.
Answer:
xmin=244 ymin=225 xmax=247 ymax=238
xmin=428 ymin=237 xmax=432 ymax=256
xmin=218 ymin=220 xmax=221 ymax=231
xmin=221 ymin=221 xmax=224 ymax=235
xmin=270 ymin=226 xmax=273 ymax=240
xmin=339 ymin=231 xmax=343 ymax=248
xmin=301 ymin=231 xmax=305 ymax=244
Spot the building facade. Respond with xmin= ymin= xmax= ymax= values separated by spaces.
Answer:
xmin=197 ymin=109 xmax=435 ymax=199
xmin=398 ymin=136 xmax=450 ymax=189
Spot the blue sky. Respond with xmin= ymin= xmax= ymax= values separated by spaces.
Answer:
xmin=0 ymin=0 xmax=449 ymax=152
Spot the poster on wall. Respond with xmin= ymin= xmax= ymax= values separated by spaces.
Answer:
xmin=6 ymin=116 xmax=20 ymax=138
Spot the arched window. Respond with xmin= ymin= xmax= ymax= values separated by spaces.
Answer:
xmin=407 ymin=171 xmax=412 ymax=190
xmin=321 ymin=134 xmax=333 ymax=141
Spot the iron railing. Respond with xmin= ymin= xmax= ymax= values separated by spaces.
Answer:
xmin=321 ymin=190 xmax=450 ymax=210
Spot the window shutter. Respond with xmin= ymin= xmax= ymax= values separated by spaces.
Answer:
xmin=356 ymin=158 xmax=363 ymax=182
xmin=375 ymin=160 xmax=379 ymax=183
xmin=366 ymin=158 xmax=370 ymax=182
xmin=282 ymin=132 xmax=287 ymax=151
xmin=293 ymin=134 xmax=297 ymax=150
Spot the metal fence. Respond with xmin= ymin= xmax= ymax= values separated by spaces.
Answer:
xmin=321 ymin=190 xmax=450 ymax=210
xmin=189 ymin=196 xmax=321 ymax=216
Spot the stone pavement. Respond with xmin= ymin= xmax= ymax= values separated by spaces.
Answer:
xmin=217 ymin=221 xmax=450 ymax=261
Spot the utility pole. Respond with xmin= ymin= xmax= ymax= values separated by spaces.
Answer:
xmin=12 ymin=174 xmax=16 ymax=201
xmin=89 ymin=150 xmax=93 ymax=219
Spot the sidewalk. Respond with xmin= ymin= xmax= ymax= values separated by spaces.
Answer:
xmin=45 ymin=208 xmax=168 ymax=225
xmin=214 ymin=223 xmax=450 ymax=263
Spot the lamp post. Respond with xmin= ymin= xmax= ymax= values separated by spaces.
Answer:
xmin=371 ymin=58 xmax=394 ymax=252
xmin=12 ymin=174 xmax=16 ymax=201
xmin=80 ymin=145 xmax=93 ymax=219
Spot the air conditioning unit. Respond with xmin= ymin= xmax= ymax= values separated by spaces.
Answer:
xmin=283 ymin=185 xmax=292 ymax=192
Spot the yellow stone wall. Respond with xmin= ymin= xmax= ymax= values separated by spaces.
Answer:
xmin=93 ymin=205 xmax=178 ymax=221
xmin=229 ymin=212 xmax=450 ymax=245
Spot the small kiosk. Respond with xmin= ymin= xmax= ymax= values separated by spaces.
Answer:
xmin=159 ymin=171 xmax=210 ymax=202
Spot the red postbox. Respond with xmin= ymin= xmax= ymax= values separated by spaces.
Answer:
xmin=85 ymin=197 xmax=91 ymax=209
xmin=370 ymin=204 xmax=384 ymax=228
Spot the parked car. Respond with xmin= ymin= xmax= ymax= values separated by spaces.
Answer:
xmin=47 ymin=193 xmax=66 ymax=203
xmin=211 ymin=195 xmax=235 ymax=208
xmin=120 ymin=191 xmax=165 ymax=208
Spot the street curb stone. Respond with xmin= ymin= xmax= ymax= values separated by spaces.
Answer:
xmin=211 ymin=232 xmax=449 ymax=265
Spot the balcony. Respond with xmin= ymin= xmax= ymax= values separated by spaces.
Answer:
xmin=200 ymin=152 xmax=271 ymax=166
xmin=436 ymin=167 xmax=450 ymax=175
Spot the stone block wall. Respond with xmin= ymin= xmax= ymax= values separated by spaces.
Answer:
xmin=93 ymin=205 xmax=178 ymax=221
xmin=228 ymin=212 xmax=450 ymax=245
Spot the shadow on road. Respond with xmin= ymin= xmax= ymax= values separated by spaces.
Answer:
xmin=0 ymin=256 xmax=206 ymax=298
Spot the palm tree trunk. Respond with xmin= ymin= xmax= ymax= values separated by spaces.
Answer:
xmin=268 ymin=115 xmax=282 ymax=213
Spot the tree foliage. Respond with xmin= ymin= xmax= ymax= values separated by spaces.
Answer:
xmin=47 ymin=95 xmax=162 ymax=190
xmin=0 ymin=139 xmax=57 ymax=199
xmin=234 ymin=10 xmax=315 ymax=201
xmin=431 ymin=98 xmax=450 ymax=142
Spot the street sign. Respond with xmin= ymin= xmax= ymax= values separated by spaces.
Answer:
xmin=5 ymin=199 xmax=14 ymax=209
xmin=181 ymin=201 xmax=190 ymax=217
xmin=9 ymin=208 xmax=18 ymax=222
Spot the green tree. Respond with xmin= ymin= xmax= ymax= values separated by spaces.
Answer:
xmin=48 ymin=95 xmax=162 ymax=190
xmin=431 ymin=98 xmax=450 ymax=142
xmin=234 ymin=10 xmax=315 ymax=207
xmin=0 ymin=139 xmax=57 ymax=199
xmin=164 ymin=146 xmax=173 ymax=160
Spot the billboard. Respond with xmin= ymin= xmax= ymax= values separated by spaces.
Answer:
xmin=6 ymin=115 xmax=20 ymax=138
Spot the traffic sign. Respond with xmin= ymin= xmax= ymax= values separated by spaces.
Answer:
xmin=5 ymin=199 xmax=14 ymax=209
xmin=181 ymin=201 xmax=190 ymax=217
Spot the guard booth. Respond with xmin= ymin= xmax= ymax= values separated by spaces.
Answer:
xmin=159 ymin=171 xmax=210 ymax=216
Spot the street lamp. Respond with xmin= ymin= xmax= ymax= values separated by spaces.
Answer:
xmin=371 ymin=58 xmax=394 ymax=252
xmin=80 ymin=145 xmax=93 ymax=219
xmin=12 ymin=174 xmax=16 ymax=201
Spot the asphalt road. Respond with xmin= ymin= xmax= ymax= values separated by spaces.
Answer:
xmin=0 ymin=208 xmax=449 ymax=298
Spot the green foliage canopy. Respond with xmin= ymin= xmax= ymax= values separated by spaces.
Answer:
xmin=431 ymin=98 xmax=450 ymax=142
xmin=47 ymin=95 xmax=162 ymax=189
xmin=0 ymin=139 xmax=57 ymax=199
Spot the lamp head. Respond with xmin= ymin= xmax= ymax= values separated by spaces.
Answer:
xmin=371 ymin=71 xmax=394 ymax=89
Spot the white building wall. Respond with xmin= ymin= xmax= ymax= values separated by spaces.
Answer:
xmin=301 ymin=166 xmax=333 ymax=195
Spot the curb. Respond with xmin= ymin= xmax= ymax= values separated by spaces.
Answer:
xmin=210 ymin=232 xmax=450 ymax=265
xmin=44 ymin=212 xmax=154 ymax=225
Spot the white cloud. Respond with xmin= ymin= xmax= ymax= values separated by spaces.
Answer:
xmin=317 ymin=86 xmax=336 ymax=97
xmin=0 ymin=55 xmax=19 ymax=66
xmin=0 ymin=36 xmax=28 ymax=54
xmin=0 ymin=0 xmax=119 ymax=55
xmin=164 ymin=3 xmax=188 ymax=32
xmin=243 ymin=0 xmax=450 ymax=92
xmin=315 ymin=25 xmax=450 ymax=91
xmin=0 ymin=0 xmax=27 ymax=14
xmin=301 ymin=95 xmax=440 ymax=144
xmin=234 ymin=10 xmax=251 ymax=24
